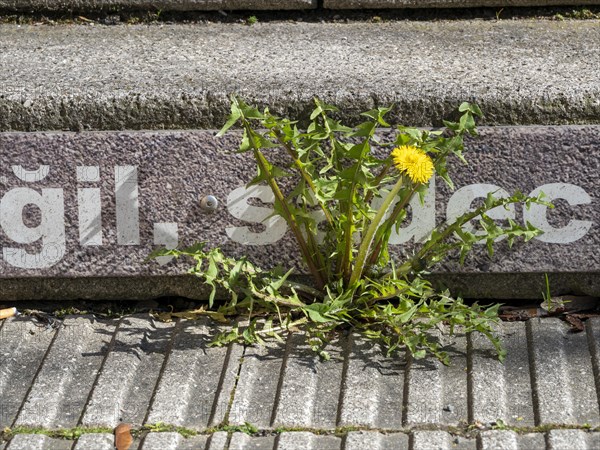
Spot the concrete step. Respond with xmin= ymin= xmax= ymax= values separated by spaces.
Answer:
xmin=0 ymin=125 xmax=597 ymax=300
xmin=0 ymin=19 xmax=598 ymax=299
xmin=0 ymin=20 xmax=598 ymax=131
xmin=1 ymin=0 xmax=599 ymax=11
xmin=1 ymin=315 xmax=600 ymax=448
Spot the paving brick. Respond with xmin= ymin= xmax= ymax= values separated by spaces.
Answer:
xmin=81 ymin=315 xmax=175 ymax=427
xmin=141 ymin=432 xmax=182 ymax=449
xmin=0 ymin=317 xmax=56 ymax=428
xmin=470 ymin=322 xmax=535 ymax=426
xmin=6 ymin=434 xmax=72 ymax=450
xmin=529 ymin=318 xmax=600 ymax=426
xmin=414 ymin=431 xmax=476 ymax=450
xmin=229 ymin=341 xmax=286 ymax=428
xmin=478 ymin=430 xmax=549 ymax=450
xmin=547 ymin=429 xmax=588 ymax=449
xmin=142 ymin=433 xmax=208 ymax=450
xmin=344 ymin=431 xmax=409 ymax=449
xmin=277 ymin=432 xmax=341 ymax=450
xmin=324 ymin=0 xmax=600 ymax=8
xmin=272 ymin=334 xmax=344 ymax=428
xmin=73 ymin=433 xmax=114 ymax=450
xmin=229 ymin=432 xmax=276 ymax=450
xmin=146 ymin=319 xmax=243 ymax=429
xmin=585 ymin=317 xmax=600 ymax=415
xmin=0 ymin=0 xmax=317 ymax=11
xmin=586 ymin=433 xmax=600 ymax=449
xmin=14 ymin=316 xmax=116 ymax=428
xmin=172 ymin=434 xmax=211 ymax=450
xmin=519 ymin=433 xmax=550 ymax=450
xmin=405 ymin=331 xmax=468 ymax=426
xmin=338 ymin=334 xmax=405 ymax=428
xmin=207 ymin=431 xmax=229 ymax=450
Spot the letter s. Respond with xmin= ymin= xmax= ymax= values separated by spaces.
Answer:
xmin=226 ymin=186 xmax=287 ymax=245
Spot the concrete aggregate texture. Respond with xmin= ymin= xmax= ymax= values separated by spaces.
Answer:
xmin=1 ymin=0 xmax=599 ymax=10
xmin=0 ymin=0 xmax=317 ymax=11
xmin=0 ymin=20 xmax=599 ymax=131
xmin=0 ymin=314 xmax=600 ymax=449
xmin=325 ymin=0 xmax=600 ymax=8
xmin=0 ymin=126 xmax=597 ymax=300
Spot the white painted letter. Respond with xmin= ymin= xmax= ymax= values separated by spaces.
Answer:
xmin=389 ymin=178 xmax=436 ymax=245
xmin=115 ymin=166 xmax=140 ymax=245
xmin=524 ymin=183 xmax=592 ymax=244
xmin=153 ymin=222 xmax=179 ymax=265
xmin=0 ymin=187 xmax=66 ymax=268
xmin=226 ymin=185 xmax=287 ymax=245
xmin=77 ymin=166 xmax=102 ymax=246
xmin=446 ymin=183 xmax=515 ymax=241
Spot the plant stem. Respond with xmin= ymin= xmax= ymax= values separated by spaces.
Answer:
xmin=245 ymin=124 xmax=327 ymax=290
xmin=392 ymin=197 xmax=520 ymax=277
xmin=271 ymin=128 xmax=334 ymax=226
xmin=349 ymin=176 xmax=405 ymax=287
xmin=365 ymin=184 xmax=418 ymax=268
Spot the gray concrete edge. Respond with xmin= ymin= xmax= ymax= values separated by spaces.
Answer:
xmin=0 ymin=272 xmax=597 ymax=300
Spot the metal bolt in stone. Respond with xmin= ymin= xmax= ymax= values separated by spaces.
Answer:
xmin=200 ymin=195 xmax=219 ymax=212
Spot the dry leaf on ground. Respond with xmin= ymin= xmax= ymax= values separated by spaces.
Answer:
xmin=114 ymin=423 xmax=133 ymax=450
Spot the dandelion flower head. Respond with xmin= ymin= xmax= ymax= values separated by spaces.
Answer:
xmin=391 ymin=145 xmax=434 ymax=184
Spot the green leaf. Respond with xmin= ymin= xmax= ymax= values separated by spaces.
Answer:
xmin=303 ymin=303 xmax=331 ymax=323
xmin=217 ymin=102 xmax=242 ymax=137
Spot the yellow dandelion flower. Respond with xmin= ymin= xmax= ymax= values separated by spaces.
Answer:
xmin=391 ymin=145 xmax=434 ymax=184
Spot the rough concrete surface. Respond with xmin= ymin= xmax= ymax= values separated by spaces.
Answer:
xmin=1 ymin=315 xmax=600 ymax=449
xmin=0 ymin=21 xmax=599 ymax=131
xmin=0 ymin=0 xmax=316 ymax=11
xmin=325 ymin=0 xmax=600 ymax=8
xmin=0 ymin=126 xmax=597 ymax=299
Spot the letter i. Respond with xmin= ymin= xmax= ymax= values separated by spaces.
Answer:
xmin=115 ymin=166 xmax=140 ymax=245
xmin=77 ymin=166 xmax=103 ymax=246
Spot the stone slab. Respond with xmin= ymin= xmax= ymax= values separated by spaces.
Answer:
xmin=325 ymin=0 xmax=600 ymax=8
xmin=479 ymin=430 xmax=546 ymax=450
xmin=2 ymin=318 xmax=600 ymax=443
xmin=228 ymin=340 xmax=286 ymax=427
xmin=528 ymin=318 xmax=600 ymax=426
xmin=207 ymin=432 xmax=229 ymax=450
xmin=411 ymin=431 xmax=476 ymax=450
xmin=0 ymin=126 xmax=597 ymax=299
xmin=0 ymin=317 xmax=56 ymax=428
xmin=277 ymin=432 xmax=342 ymax=450
xmin=145 ymin=319 xmax=242 ymax=429
xmin=72 ymin=433 xmax=114 ymax=450
xmin=1 ymin=21 xmax=599 ymax=132
xmin=80 ymin=315 xmax=176 ymax=427
xmin=337 ymin=334 xmax=405 ymax=429
xmin=13 ymin=316 xmax=116 ymax=428
xmin=345 ymin=431 xmax=409 ymax=450
xmin=405 ymin=331 xmax=468 ymax=426
xmin=151 ymin=434 xmax=210 ymax=450
xmin=5 ymin=435 xmax=72 ymax=450
xmin=0 ymin=0 xmax=316 ymax=11
xmin=229 ymin=433 xmax=276 ymax=450
xmin=271 ymin=334 xmax=344 ymax=429
xmin=547 ymin=429 xmax=589 ymax=449
xmin=470 ymin=322 xmax=535 ymax=426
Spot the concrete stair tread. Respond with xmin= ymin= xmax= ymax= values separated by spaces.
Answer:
xmin=1 ymin=20 xmax=599 ymax=131
xmin=1 ymin=0 xmax=600 ymax=11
